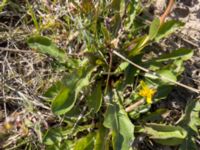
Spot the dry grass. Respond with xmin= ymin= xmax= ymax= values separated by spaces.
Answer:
xmin=0 ymin=0 xmax=70 ymax=148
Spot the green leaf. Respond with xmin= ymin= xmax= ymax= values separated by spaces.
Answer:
xmin=114 ymin=62 xmax=129 ymax=73
xmin=154 ymin=85 xmax=173 ymax=101
xmin=44 ymin=81 xmax=64 ymax=99
xmin=111 ymin=0 xmax=121 ymax=11
xmin=51 ymin=72 xmax=80 ymax=115
xmin=178 ymin=99 xmax=200 ymax=149
xmin=172 ymin=59 xmax=185 ymax=75
xmin=52 ymin=67 xmax=95 ymax=115
xmin=27 ymin=36 xmax=66 ymax=63
xmin=94 ymin=126 xmax=109 ymax=150
xmin=74 ymin=132 xmax=96 ymax=150
xmin=125 ymin=0 xmax=140 ymax=30
xmin=154 ymin=48 xmax=193 ymax=62
xmin=144 ymin=69 xmax=176 ymax=102
xmin=149 ymin=18 xmax=160 ymax=40
xmin=179 ymin=136 xmax=198 ymax=150
xmin=129 ymin=35 xmax=149 ymax=56
xmin=144 ymin=49 xmax=192 ymax=76
xmin=103 ymin=103 xmax=134 ymax=150
xmin=137 ymin=123 xmax=187 ymax=146
xmin=179 ymin=99 xmax=200 ymax=133
xmin=145 ymin=69 xmax=177 ymax=84
xmin=87 ymin=82 xmax=102 ymax=113
xmin=101 ymin=24 xmax=111 ymax=42
xmin=43 ymin=128 xmax=63 ymax=146
xmin=51 ymin=87 xmax=73 ymax=115
xmin=141 ymin=108 xmax=168 ymax=122
xmin=155 ymin=20 xmax=184 ymax=41
xmin=0 ymin=0 xmax=8 ymax=12
xmin=157 ymin=69 xmax=177 ymax=83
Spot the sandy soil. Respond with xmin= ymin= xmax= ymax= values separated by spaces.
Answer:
xmin=155 ymin=0 xmax=200 ymax=92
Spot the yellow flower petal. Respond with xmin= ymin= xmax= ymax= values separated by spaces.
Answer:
xmin=146 ymin=95 xmax=152 ymax=104
xmin=138 ymin=81 xmax=156 ymax=104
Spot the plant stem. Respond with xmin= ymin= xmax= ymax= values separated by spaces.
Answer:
xmin=104 ymin=50 xmax=113 ymax=94
xmin=113 ymin=50 xmax=200 ymax=94
xmin=125 ymin=99 xmax=145 ymax=112
xmin=160 ymin=0 xmax=175 ymax=25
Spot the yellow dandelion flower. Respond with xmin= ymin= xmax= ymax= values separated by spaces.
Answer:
xmin=139 ymin=81 xmax=156 ymax=104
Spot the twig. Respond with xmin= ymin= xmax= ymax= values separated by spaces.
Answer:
xmin=0 ymin=47 xmax=34 ymax=53
xmin=125 ymin=99 xmax=145 ymax=112
xmin=181 ymin=75 xmax=200 ymax=84
xmin=2 ymin=55 xmax=7 ymax=118
xmin=112 ymin=50 xmax=200 ymax=94
xmin=175 ymin=33 xmax=199 ymax=48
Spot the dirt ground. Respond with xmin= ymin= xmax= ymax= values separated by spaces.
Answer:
xmin=134 ymin=1 xmax=200 ymax=149
xmin=154 ymin=0 xmax=200 ymax=100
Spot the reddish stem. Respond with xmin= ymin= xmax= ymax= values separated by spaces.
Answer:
xmin=159 ymin=0 xmax=175 ymax=25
